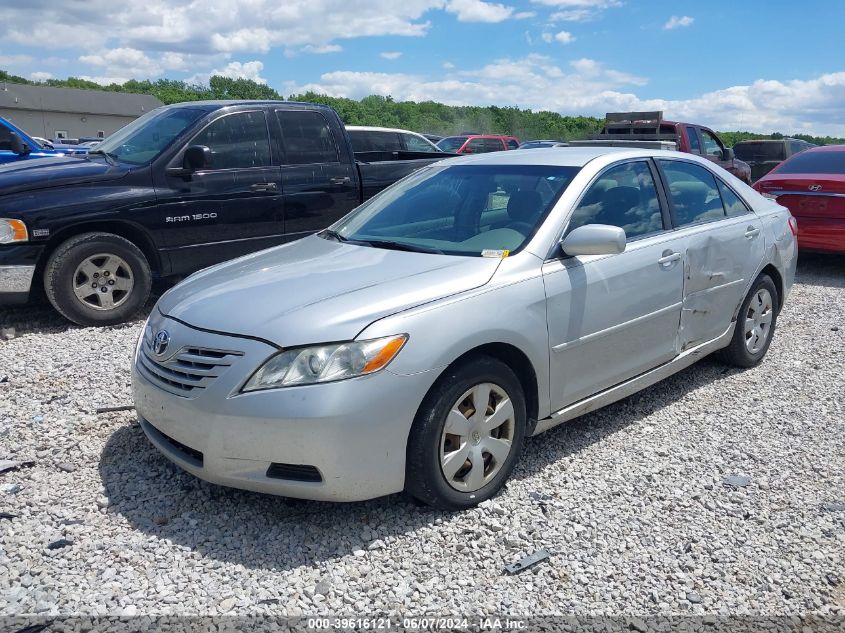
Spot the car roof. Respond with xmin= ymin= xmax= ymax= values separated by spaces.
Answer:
xmin=803 ymin=144 xmax=844 ymax=152
xmin=345 ymin=126 xmax=426 ymax=136
xmin=439 ymin=146 xmax=693 ymax=167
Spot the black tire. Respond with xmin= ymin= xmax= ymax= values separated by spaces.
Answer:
xmin=405 ymin=355 xmax=527 ymax=510
xmin=44 ymin=232 xmax=152 ymax=326
xmin=720 ymin=274 xmax=779 ymax=368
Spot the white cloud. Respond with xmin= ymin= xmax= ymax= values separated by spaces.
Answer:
xmin=0 ymin=54 xmax=34 ymax=68
xmin=381 ymin=51 xmax=403 ymax=60
xmin=0 ymin=1 xmax=445 ymax=57
xmin=664 ymin=15 xmax=694 ymax=30
xmin=187 ymin=60 xmax=267 ymax=86
xmin=443 ymin=61 xmax=456 ymax=69
xmin=78 ymin=75 xmax=131 ymax=86
xmin=300 ymin=44 xmax=343 ymax=54
xmin=79 ymin=47 xmax=162 ymax=78
xmin=542 ymin=30 xmax=575 ymax=43
xmin=285 ymin=56 xmax=845 ymax=136
xmin=535 ymin=0 xmax=621 ymax=21
xmin=30 ymin=71 xmax=54 ymax=82
xmin=445 ymin=0 xmax=514 ymax=23
xmin=514 ymin=11 xmax=536 ymax=19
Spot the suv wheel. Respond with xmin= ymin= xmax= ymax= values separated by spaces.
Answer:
xmin=405 ymin=356 xmax=526 ymax=510
xmin=44 ymin=232 xmax=152 ymax=326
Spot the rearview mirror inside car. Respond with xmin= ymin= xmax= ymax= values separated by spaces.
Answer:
xmin=560 ymin=224 xmax=626 ymax=257
xmin=9 ymin=132 xmax=31 ymax=156
xmin=183 ymin=145 xmax=213 ymax=171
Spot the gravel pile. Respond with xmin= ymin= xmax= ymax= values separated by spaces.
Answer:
xmin=1 ymin=255 xmax=843 ymax=619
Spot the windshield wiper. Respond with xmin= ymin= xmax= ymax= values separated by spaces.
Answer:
xmin=355 ymin=239 xmax=444 ymax=254
xmin=87 ymin=149 xmax=118 ymax=165
xmin=320 ymin=229 xmax=348 ymax=242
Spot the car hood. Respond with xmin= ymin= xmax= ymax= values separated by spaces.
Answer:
xmin=0 ymin=155 xmax=128 ymax=194
xmin=158 ymin=235 xmax=502 ymax=347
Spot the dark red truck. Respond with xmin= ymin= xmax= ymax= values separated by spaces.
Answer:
xmin=598 ymin=112 xmax=752 ymax=184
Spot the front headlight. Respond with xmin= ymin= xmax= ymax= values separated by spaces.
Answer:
xmin=0 ymin=219 xmax=28 ymax=244
xmin=241 ymin=334 xmax=408 ymax=392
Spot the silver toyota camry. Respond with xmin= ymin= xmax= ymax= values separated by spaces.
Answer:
xmin=132 ymin=147 xmax=797 ymax=509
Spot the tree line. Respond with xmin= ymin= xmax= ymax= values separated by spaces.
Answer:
xmin=2 ymin=70 xmax=843 ymax=146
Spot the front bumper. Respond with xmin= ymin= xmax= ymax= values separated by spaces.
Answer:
xmin=0 ymin=243 xmax=45 ymax=304
xmin=132 ymin=312 xmax=437 ymax=502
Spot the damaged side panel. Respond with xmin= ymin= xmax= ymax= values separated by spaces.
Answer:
xmin=679 ymin=219 xmax=766 ymax=350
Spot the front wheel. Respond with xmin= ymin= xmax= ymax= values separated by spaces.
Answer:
xmin=720 ymin=274 xmax=779 ymax=368
xmin=44 ymin=232 xmax=152 ymax=326
xmin=405 ymin=356 xmax=526 ymax=510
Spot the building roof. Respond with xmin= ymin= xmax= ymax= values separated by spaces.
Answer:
xmin=0 ymin=82 xmax=163 ymax=117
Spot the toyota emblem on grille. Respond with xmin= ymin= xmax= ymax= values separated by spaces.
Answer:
xmin=153 ymin=330 xmax=171 ymax=356
xmin=808 ymin=184 xmax=822 ymax=191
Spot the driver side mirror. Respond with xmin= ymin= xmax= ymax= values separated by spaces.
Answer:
xmin=722 ymin=147 xmax=735 ymax=161
xmin=560 ymin=224 xmax=626 ymax=257
xmin=183 ymin=145 xmax=212 ymax=170
xmin=9 ymin=132 xmax=31 ymax=156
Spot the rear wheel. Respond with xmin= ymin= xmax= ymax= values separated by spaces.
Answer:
xmin=405 ymin=356 xmax=526 ymax=510
xmin=44 ymin=232 xmax=152 ymax=326
xmin=720 ymin=274 xmax=778 ymax=367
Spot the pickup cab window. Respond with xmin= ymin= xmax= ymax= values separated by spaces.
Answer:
xmin=685 ymin=127 xmax=701 ymax=153
xmin=95 ymin=106 xmax=206 ymax=165
xmin=192 ymin=111 xmax=271 ymax=169
xmin=0 ymin=125 xmax=11 ymax=151
xmin=277 ymin=110 xmax=340 ymax=164
xmin=700 ymin=129 xmax=724 ymax=158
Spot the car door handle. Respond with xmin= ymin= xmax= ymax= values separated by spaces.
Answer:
xmin=745 ymin=226 xmax=760 ymax=238
xmin=330 ymin=176 xmax=351 ymax=185
xmin=251 ymin=182 xmax=277 ymax=192
xmin=658 ymin=251 xmax=681 ymax=266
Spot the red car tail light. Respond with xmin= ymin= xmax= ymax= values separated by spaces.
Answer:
xmin=788 ymin=216 xmax=798 ymax=236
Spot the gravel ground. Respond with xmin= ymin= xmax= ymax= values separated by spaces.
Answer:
xmin=0 ymin=255 xmax=843 ymax=619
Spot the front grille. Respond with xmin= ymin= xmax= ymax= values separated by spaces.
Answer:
xmin=266 ymin=463 xmax=323 ymax=483
xmin=144 ymin=419 xmax=204 ymax=467
xmin=138 ymin=327 xmax=243 ymax=396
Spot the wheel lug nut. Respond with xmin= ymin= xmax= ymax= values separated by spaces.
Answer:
xmin=104 ymin=271 xmax=110 ymax=277
xmin=100 ymin=287 xmax=108 ymax=293
xmin=93 ymin=273 xmax=99 ymax=278
xmin=91 ymin=282 xmax=98 ymax=288
xmin=108 ymin=280 xmax=115 ymax=286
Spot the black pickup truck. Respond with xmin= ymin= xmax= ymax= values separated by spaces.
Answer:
xmin=0 ymin=100 xmax=454 ymax=325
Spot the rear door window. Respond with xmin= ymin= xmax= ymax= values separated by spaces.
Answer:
xmin=276 ymin=110 xmax=340 ymax=164
xmin=482 ymin=138 xmax=505 ymax=152
xmin=568 ymin=160 xmax=665 ymax=240
xmin=402 ymin=133 xmax=436 ymax=152
xmin=191 ymin=111 xmax=271 ymax=169
xmin=685 ymin=127 xmax=701 ymax=153
xmin=717 ymin=180 xmax=751 ymax=217
xmin=659 ymin=160 xmax=726 ymax=226
xmin=466 ymin=138 xmax=486 ymax=153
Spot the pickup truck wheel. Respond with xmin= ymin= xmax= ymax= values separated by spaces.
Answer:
xmin=719 ymin=274 xmax=778 ymax=368
xmin=44 ymin=232 xmax=152 ymax=326
xmin=405 ymin=356 xmax=526 ymax=510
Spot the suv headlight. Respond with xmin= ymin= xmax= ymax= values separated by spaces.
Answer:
xmin=241 ymin=334 xmax=408 ymax=392
xmin=0 ymin=219 xmax=28 ymax=244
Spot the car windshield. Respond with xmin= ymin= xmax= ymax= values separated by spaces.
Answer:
xmin=776 ymin=150 xmax=845 ymax=174
xmin=437 ymin=136 xmax=468 ymax=151
xmin=328 ymin=164 xmax=580 ymax=256
xmin=734 ymin=142 xmax=785 ymax=162
xmin=94 ymin=106 xmax=206 ymax=165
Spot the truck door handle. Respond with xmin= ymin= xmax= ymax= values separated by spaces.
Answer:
xmin=745 ymin=226 xmax=760 ymax=238
xmin=658 ymin=251 xmax=681 ymax=266
xmin=330 ymin=176 xmax=351 ymax=185
xmin=251 ymin=182 xmax=277 ymax=192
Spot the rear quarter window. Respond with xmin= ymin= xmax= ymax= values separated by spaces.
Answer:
xmin=277 ymin=110 xmax=340 ymax=164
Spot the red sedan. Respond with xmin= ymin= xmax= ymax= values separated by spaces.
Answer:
xmin=754 ymin=145 xmax=845 ymax=253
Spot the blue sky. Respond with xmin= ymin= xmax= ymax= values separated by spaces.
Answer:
xmin=1 ymin=0 xmax=844 ymax=135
